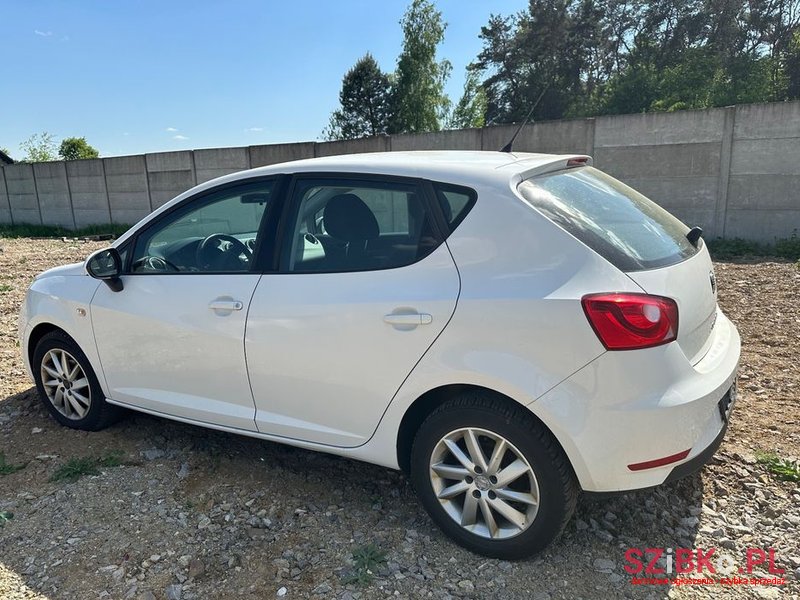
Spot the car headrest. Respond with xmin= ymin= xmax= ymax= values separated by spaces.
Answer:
xmin=323 ymin=193 xmax=379 ymax=242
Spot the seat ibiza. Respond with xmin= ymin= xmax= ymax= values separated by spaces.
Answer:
xmin=18 ymin=151 xmax=739 ymax=558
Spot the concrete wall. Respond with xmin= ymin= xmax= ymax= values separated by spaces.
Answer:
xmin=2 ymin=100 xmax=798 ymax=242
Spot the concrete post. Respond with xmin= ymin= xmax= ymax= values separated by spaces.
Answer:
xmin=714 ymin=107 xmax=735 ymax=239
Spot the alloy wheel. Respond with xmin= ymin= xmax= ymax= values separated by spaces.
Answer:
xmin=40 ymin=349 xmax=92 ymax=420
xmin=429 ymin=427 xmax=540 ymax=540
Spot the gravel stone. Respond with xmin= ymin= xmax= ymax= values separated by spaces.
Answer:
xmin=0 ymin=240 xmax=798 ymax=600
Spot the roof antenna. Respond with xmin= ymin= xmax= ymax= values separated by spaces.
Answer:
xmin=500 ymin=86 xmax=548 ymax=153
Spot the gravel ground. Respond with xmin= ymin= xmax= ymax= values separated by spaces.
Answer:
xmin=0 ymin=237 xmax=798 ymax=600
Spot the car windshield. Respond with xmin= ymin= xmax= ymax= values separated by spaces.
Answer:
xmin=518 ymin=166 xmax=699 ymax=271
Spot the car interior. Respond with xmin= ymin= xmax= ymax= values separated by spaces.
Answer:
xmin=289 ymin=185 xmax=441 ymax=273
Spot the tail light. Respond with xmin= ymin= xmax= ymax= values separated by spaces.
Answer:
xmin=582 ymin=293 xmax=678 ymax=350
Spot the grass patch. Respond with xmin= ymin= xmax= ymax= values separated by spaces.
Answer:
xmin=0 ymin=223 xmax=131 ymax=239
xmin=755 ymin=451 xmax=800 ymax=483
xmin=0 ymin=511 xmax=13 ymax=527
xmin=0 ymin=284 xmax=12 ymax=293
xmin=49 ymin=451 xmax=126 ymax=483
xmin=707 ymin=233 xmax=800 ymax=261
xmin=342 ymin=544 xmax=387 ymax=585
xmin=0 ymin=452 xmax=26 ymax=476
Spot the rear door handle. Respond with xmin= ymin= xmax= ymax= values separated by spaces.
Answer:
xmin=383 ymin=313 xmax=433 ymax=325
xmin=209 ymin=300 xmax=243 ymax=311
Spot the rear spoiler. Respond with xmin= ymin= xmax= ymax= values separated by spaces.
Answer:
xmin=501 ymin=154 xmax=593 ymax=182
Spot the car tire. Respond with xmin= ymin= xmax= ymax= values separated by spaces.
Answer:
xmin=32 ymin=330 xmax=122 ymax=431
xmin=410 ymin=391 xmax=578 ymax=560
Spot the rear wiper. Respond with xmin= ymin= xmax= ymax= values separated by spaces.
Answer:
xmin=686 ymin=226 xmax=703 ymax=248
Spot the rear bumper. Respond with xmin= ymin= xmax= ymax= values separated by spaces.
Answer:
xmin=528 ymin=308 xmax=740 ymax=493
xmin=664 ymin=412 xmax=729 ymax=484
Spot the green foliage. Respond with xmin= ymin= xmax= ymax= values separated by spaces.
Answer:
xmin=325 ymin=54 xmax=392 ymax=140
xmin=50 ymin=457 xmax=100 ymax=482
xmin=0 ymin=452 xmax=27 ymax=476
xmin=50 ymin=452 xmax=126 ymax=483
xmin=20 ymin=132 xmax=57 ymax=163
xmin=342 ymin=544 xmax=387 ymax=585
xmin=472 ymin=0 xmax=800 ymax=123
xmin=448 ymin=70 xmax=487 ymax=129
xmin=0 ymin=223 xmax=131 ymax=239
xmin=0 ymin=284 xmax=12 ymax=293
xmin=59 ymin=136 xmax=100 ymax=160
xmin=706 ymin=233 xmax=800 ymax=260
xmin=775 ymin=232 xmax=800 ymax=260
xmin=756 ymin=451 xmax=800 ymax=482
xmin=389 ymin=0 xmax=451 ymax=133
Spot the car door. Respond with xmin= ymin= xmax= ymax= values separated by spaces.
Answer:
xmin=246 ymin=175 xmax=461 ymax=447
xmin=91 ymin=178 xmax=281 ymax=431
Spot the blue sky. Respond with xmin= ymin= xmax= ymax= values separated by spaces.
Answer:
xmin=2 ymin=0 xmax=526 ymax=158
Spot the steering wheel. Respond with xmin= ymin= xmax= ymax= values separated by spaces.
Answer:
xmin=196 ymin=233 xmax=252 ymax=271
xmin=144 ymin=255 xmax=179 ymax=272
xmin=132 ymin=255 xmax=180 ymax=272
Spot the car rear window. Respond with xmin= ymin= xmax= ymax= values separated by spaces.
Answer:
xmin=518 ymin=166 xmax=698 ymax=271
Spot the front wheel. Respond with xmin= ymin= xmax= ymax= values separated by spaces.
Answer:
xmin=32 ymin=330 xmax=122 ymax=431
xmin=410 ymin=393 xmax=577 ymax=559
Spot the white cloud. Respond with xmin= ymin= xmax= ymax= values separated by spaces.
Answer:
xmin=34 ymin=30 xmax=53 ymax=37
xmin=173 ymin=134 xmax=189 ymax=140
xmin=245 ymin=127 xmax=264 ymax=132
xmin=165 ymin=127 xmax=179 ymax=132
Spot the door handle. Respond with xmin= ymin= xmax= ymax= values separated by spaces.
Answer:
xmin=383 ymin=313 xmax=433 ymax=326
xmin=209 ymin=300 xmax=243 ymax=311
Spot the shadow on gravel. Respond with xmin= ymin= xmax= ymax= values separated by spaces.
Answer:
xmin=0 ymin=387 xmax=704 ymax=598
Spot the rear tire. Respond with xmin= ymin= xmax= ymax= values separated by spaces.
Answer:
xmin=32 ymin=330 xmax=122 ymax=431
xmin=410 ymin=392 xmax=577 ymax=559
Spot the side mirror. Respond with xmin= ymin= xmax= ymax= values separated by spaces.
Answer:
xmin=86 ymin=248 xmax=124 ymax=292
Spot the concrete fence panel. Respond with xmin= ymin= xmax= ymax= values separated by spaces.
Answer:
xmin=66 ymin=159 xmax=111 ymax=227
xmin=482 ymin=119 xmax=595 ymax=155
xmin=104 ymin=155 xmax=151 ymax=225
xmin=4 ymin=163 xmax=41 ymax=225
xmin=146 ymin=151 xmax=195 ymax=210
xmin=194 ymin=147 xmax=250 ymax=184
xmin=0 ymin=169 xmax=12 ymax=226
xmin=594 ymin=108 xmax=728 ymax=238
xmin=32 ymin=162 xmax=73 ymax=228
xmin=315 ymin=135 xmax=390 ymax=158
xmin=725 ymin=102 xmax=800 ymax=241
xmin=249 ymin=142 xmax=315 ymax=168
xmin=391 ymin=128 xmax=482 ymax=152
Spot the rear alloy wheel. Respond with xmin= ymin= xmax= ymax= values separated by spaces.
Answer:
xmin=429 ymin=427 xmax=540 ymax=540
xmin=410 ymin=393 xmax=577 ymax=559
xmin=33 ymin=330 xmax=122 ymax=431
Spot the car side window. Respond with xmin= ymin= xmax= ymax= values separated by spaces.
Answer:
xmin=433 ymin=183 xmax=476 ymax=230
xmin=130 ymin=180 xmax=274 ymax=273
xmin=285 ymin=178 xmax=443 ymax=273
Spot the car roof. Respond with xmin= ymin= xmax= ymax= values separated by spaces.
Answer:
xmin=244 ymin=150 xmax=586 ymax=186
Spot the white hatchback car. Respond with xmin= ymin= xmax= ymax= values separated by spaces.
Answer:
xmin=19 ymin=151 xmax=739 ymax=558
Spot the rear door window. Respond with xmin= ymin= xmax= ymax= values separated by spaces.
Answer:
xmin=518 ymin=166 xmax=698 ymax=271
xmin=284 ymin=178 xmax=444 ymax=273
